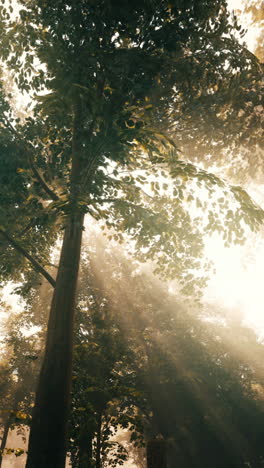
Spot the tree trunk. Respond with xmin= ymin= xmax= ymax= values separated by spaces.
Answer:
xmin=26 ymin=210 xmax=84 ymax=468
xmin=26 ymin=99 xmax=87 ymax=467
xmin=95 ymin=412 xmax=102 ymax=468
xmin=78 ymin=428 xmax=93 ymax=468
xmin=147 ymin=438 xmax=167 ymax=468
xmin=0 ymin=416 xmax=11 ymax=467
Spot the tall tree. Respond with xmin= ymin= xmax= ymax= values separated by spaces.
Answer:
xmin=0 ymin=1 xmax=263 ymax=466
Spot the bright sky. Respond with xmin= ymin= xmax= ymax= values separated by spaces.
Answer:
xmin=227 ymin=0 xmax=262 ymax=52
xmin=203 ymin=180 xmax=264 ymax=339
xmin=197 ymin=0 xmax=264 ymax=338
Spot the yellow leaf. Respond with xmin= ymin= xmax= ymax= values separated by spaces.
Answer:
xmin=15 ymin=448 xmax=24 ymax=457
xmin=103 ymin=85 xmax=114 ymax=94
xmin=26 ymin=194 xmax=35 ymax=202
xmin=15 ymin=411 xmax=28 ymax=420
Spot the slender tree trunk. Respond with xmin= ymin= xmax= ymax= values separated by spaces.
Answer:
xmin=95 ymin=412 xmax=102 ymax=468
xmin=26 ymin=99 xmax=87 ymax=467
xmin=78 ymin=429 xmax=93 ymax=468
xmin=0 ymin=417 xmax=11 ymax=467
xmin=146 ymin=438 xmax=167 ymax=468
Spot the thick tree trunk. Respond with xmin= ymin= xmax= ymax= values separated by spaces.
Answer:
xmin=26 ymin=99 xmax=87 ymax=467
xmin=146 ymin=438 xmax=167 ymax=468
xmin=26 ymin=210 xmax=84 ymax=468
xmin=0 ymin=417 xmax=11 ymax=467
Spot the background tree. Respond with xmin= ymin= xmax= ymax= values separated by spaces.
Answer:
xmin=0 ymin=308 xmax=40 ymax=466
xmin=68 ymin=234 xmax=264 ymax=467
xmin=1 ymin=228 xmax=264 ymax=467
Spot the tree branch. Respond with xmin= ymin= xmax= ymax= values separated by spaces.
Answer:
xmin=0 ymin=117 xmax=59 ymax=201
xmin=44 ymin=262 xmax=59 ymax=269
xmin=30 ymin=161 xmax=59 ymax=201
xmin=0 ymin=228 xmax=56 ymax=288
xmin=18 ymin=219 xmax=38 ymax=237
xmin=96 ymin=197 xmax=149 ymax=211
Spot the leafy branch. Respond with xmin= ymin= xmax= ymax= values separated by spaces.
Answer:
xmin=0 ymin=228 xmax=56 ymax=287
xmin=0 ymin=117 xmax=59 ymax=202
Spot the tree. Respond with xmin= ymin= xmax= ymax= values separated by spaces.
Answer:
xmin=0 ymin=1 xmax=263 ymax=466
xmin=69 ymin=235 xmax=264 ymax=467
xmin=69 ymin=291 xmax=132 ymax=467
xmin=0 ymin=307 xmax=40 ymax=466
xmin=2 ymin=225 xmax=264 ymax=467
xmin=179 ymin=0 xmax=263 ymax=185
xmin=69 ymin=315 xmax=131 ymax=468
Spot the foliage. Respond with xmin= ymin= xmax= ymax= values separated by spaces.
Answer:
xmin=69 ymin=255 xmax=140 ymax=466
xmin=0 ymin=0 xmax=262 ymax=292
xmin=0 ymin=303 xmax=40 ymax=463
xmin=67 ymin=234 xmax=264 ymax=467
xmin=0 ymin=87 xmax=58 ymax=288
xmin=1 ymin=230 xmax=264 ymax=466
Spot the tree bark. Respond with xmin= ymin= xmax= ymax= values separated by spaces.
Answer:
xmin=26 ymin=98 xmax=87 ymax=467
xmin=0 ymin=416 xmax=11 ymax=467
xmin=77 ymin=428 xmax=94 ymax=468
xmin=26 ymin=210 xmax=84 ymax=468
xmin=95 ymin=412 xmax=102 ymax=468
xmin=146 ymin=438 xmax=167 ymax=468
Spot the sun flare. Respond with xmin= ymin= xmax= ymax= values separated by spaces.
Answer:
xmin=204 ymin=209 xmax=264 ymax=338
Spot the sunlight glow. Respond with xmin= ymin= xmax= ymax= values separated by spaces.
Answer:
xmin=228 ymin=0 xmax=262 ymax=53
xmin=204 ymin=182 xmax=264 ymax=339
